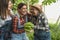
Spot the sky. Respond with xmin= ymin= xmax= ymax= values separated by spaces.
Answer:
xmin=39 ymin=0 xmax=60 ymax=23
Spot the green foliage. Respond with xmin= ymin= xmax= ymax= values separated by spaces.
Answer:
xmin=30 ymin=0 xmax=39 ymax=5
xmin=42 ymin=0 xmax=57 ymax=5
xmin=24 ymin=22 xmax=34 ymax=40
xmin=27 ymin=32 xmax=34 ymax=40
xmin=26 ymin=23 xmax=60 ymax=40
xmin=49 ymin=23 xmax=60 ymax=40
xmin=12 ymin=0 xmax=23 ymax=11
xmin=24 ymin=22 xmax=34 ymax=32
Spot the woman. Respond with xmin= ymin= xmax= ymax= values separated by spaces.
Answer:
xmin=0 ymin=0 xmax=12 ymax=40
xmin=11 ymin=3 xmax=29 ymax=40
xmin=29 ymin=5 xmax=51 ymax=40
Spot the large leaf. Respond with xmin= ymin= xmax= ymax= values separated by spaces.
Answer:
xmin=42 ymin=0 xmax=57 ymax=5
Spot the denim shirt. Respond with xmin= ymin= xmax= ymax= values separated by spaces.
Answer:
xmin=0 ymin=16 xmax=12 ymax=31
xmin=0 ymin=16 xmax=12 ymax=40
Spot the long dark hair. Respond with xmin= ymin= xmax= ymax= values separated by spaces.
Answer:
xmin=0 ymin=0 xmax=9 ymax=20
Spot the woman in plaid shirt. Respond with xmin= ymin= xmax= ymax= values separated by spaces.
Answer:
xmin=11 ymin=3 xmax=29 ymax=40
xmin=29 ymin=5 xmax=51 ymax=40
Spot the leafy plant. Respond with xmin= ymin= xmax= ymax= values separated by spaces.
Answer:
xmin=49 ymin=23 xmax=60 ymax=40
xmin=24 ymin=22 xmax=34 ymax=32
xmin=42 ymin=0 xmax=57 ymax=5
xmin=24 ymin=22 xmax=34 ymax=40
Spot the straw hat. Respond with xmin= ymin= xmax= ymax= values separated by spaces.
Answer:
xmin=30 ymin=4 xmax=42 ymax=12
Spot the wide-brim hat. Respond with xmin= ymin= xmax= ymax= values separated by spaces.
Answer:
xmin=30 ymin=4 xmax=42 ymax=12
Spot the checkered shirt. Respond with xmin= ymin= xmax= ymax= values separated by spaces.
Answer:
xmin=34 ymin=13 xmax=49 ymax=31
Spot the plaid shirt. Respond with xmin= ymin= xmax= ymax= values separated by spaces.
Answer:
xmin=12 ymin=16 xmax=18 ymax=32
xmin=31 ymin=13 xmax=49 ymax=31
xmin=12 ymin=15 xmax=26 ymax=33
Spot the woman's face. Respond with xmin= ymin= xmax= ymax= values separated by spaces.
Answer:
xmin=18 ymin=5 xmax=27 ymax=16
xmin=30 ymin=7 xmax=39 ymax=16
xmin=8 ymin=1 xmax=13 ymax=10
